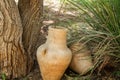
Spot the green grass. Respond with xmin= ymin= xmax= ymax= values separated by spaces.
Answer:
xmin=1 ymin=73 xmax=6 ymax=80
xmin=64 ymin=0 xmax=120 ymax=77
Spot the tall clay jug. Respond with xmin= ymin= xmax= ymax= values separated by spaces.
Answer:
xmin=37 ymin=27 xmax=72 ymax=80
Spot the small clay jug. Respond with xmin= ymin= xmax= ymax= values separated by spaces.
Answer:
xmin=37 ymin=27 xmax=72 ymax=80
xmin=69 ymin=42 xmax=93 ymax=75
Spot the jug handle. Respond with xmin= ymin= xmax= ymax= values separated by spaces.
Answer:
xmin=38 ymin=45 xmax=47 ymax=56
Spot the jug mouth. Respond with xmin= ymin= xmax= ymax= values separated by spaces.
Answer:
xmin=48 ymin=26 xmax=68 ymax=32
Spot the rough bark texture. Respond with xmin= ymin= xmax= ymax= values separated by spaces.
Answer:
xmin=18 ymin=0 xmax=44 ymax=71
xmin=0 ymin=0 xmax=27 ymax=78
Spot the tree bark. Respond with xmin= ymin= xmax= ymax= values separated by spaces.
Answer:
xmin=18 ymin=0 xmax=44 ymax=70
xmin=0 ymin=0 xmax=27 ymax=78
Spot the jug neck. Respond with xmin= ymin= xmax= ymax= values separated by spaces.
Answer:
xmin=46 ymin=27 xmax=67 ymax=48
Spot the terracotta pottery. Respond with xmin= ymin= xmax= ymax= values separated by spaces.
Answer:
xmin=37 ymin=27 xmax=72 ymax=80
xmin=69 ymin=42 xmax=93 ymax=75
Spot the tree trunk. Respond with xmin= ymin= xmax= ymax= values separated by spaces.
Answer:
xmin=0 ymin=0 xmax=27 ymax=78
xmin=18 ymin=0 xmax=44 ymax=70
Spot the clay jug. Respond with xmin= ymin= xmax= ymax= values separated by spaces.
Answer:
xmin=37 ymin=27 xmax=72 ymax=80
xmin=69 ymin=42 xmax=93 ymax=75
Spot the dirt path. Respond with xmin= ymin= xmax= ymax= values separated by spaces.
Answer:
xmin=43 ymin=0 xmax=81 ymax=27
